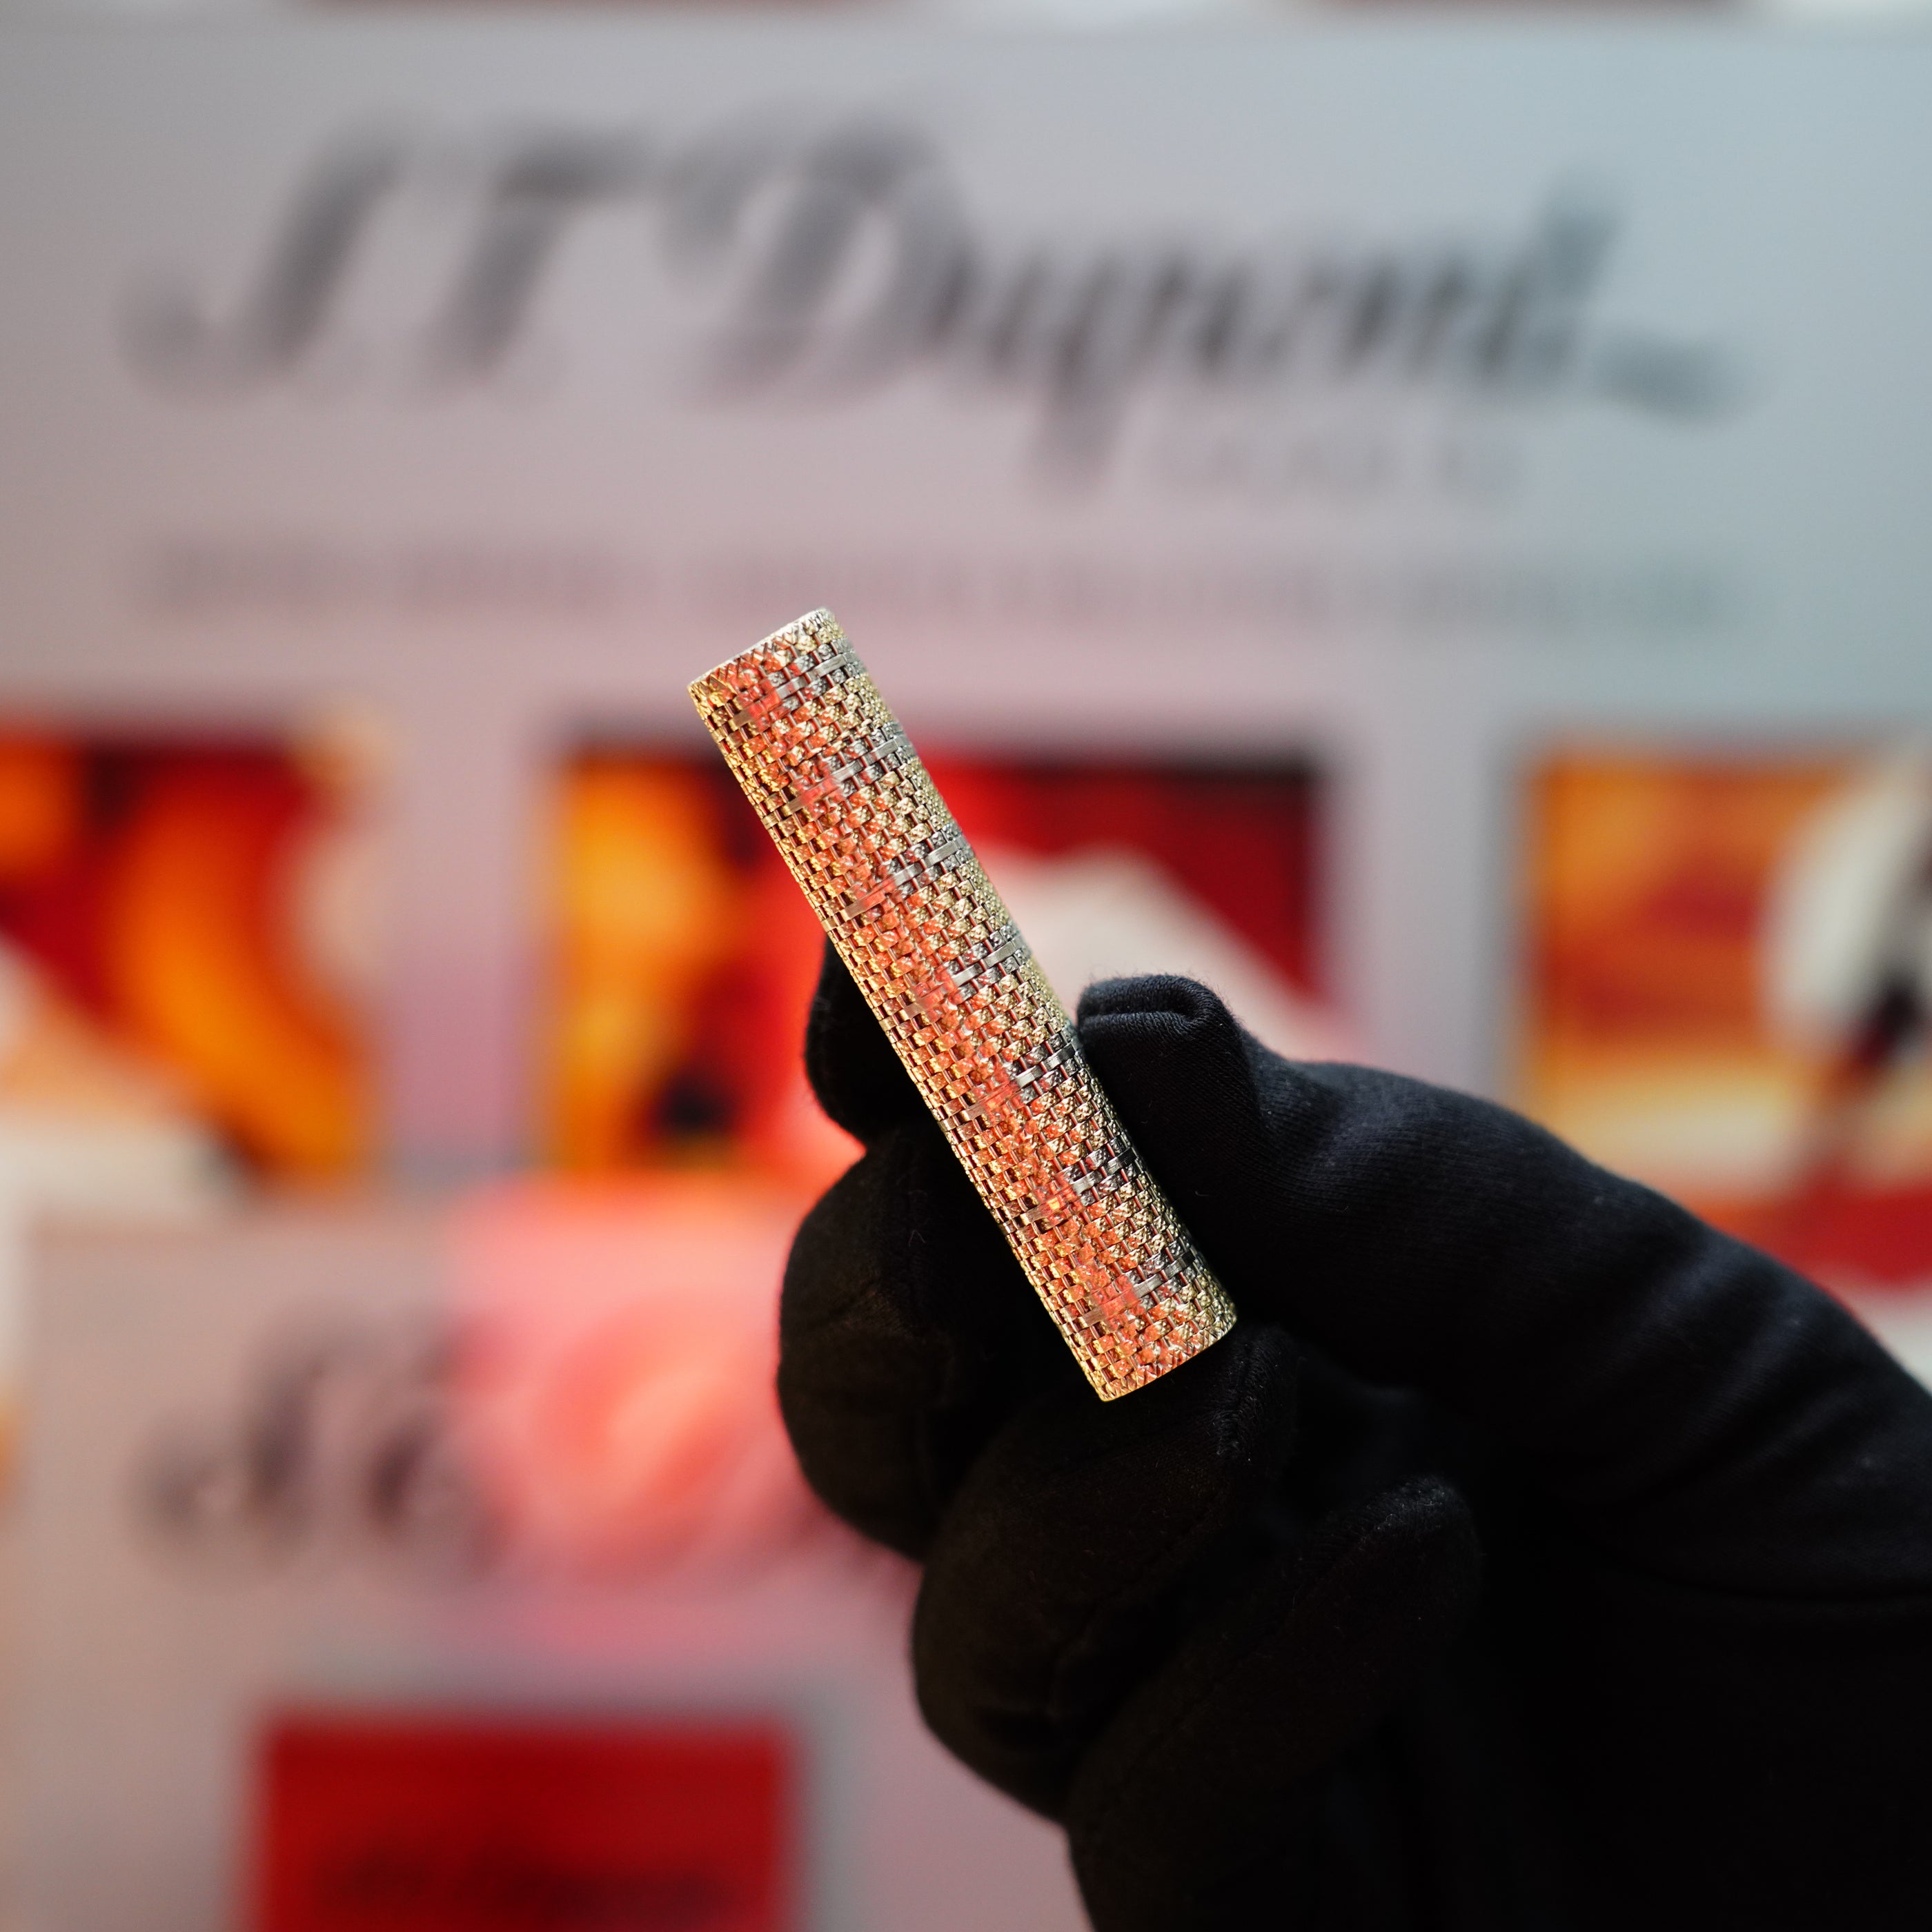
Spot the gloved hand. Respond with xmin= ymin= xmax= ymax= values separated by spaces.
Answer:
xmin=779 ymin=949 xmax=1932 ymax=1931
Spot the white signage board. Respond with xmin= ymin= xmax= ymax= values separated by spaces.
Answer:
xmin=3 ymin=21 xmax=1931 ymax=1163
xmin=14 ymin=1196 xmax=1083 ymax=1932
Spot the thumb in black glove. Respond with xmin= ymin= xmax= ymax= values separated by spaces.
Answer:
xmin=780 ymin=947 xmax=1932 ymax=1931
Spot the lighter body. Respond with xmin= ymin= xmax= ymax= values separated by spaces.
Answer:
xmin=691 ymin=609 xmax=1236 ymax=1399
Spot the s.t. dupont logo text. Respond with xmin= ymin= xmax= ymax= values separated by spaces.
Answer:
xmin=122 ymin=119 xmax=1742 ymax=475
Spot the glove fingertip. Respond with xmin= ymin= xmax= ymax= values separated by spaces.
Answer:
xmin=778 ymin=1120 xmax=1061 ymax=1559
xmin=1076 ymin=971 xmax=1251 ymax=1034
xmin=804 ymin=941 xmax=925 ymax=1143
xmin=1076 ymin=974 xmax=1276 ymax=1252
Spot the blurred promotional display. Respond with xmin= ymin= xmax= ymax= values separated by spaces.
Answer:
xmin=19 ymin=1193 xmax=1085 ymax=1932
xmin=1522 ymin=751 xmax=1932 ymax=1298
xmin=546 ymin=746 xmax=1334 ymax=1176
xmin=0 ymin=723 xmax=379 ymax=1477
xmin=5 ymin=11 xmax=1932 ymax=1930
xmin=0 ymin=727 xmax=376 ymax=1182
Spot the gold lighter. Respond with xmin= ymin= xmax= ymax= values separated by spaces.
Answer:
xmin=690 ymin=610 xmax=1236 ymax=1399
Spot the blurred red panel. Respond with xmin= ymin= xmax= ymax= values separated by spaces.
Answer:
xmin=253 ymin=1715 xmax=792 ymax=1932
xmin=544 ymin=745 xmax=1323 ymax=1180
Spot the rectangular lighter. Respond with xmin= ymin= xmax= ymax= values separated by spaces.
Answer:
xmin=689 ymin=609 xmax=1236 ymax=1399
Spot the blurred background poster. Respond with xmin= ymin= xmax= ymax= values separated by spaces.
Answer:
xmin=546 ymin=745 xmax=1332 ymax=1178
xmin=0 ymin=725 xmax=376 ymax=1183
xmin=21 ymin=1192 xmax=1085 ymax=1932
xmin=1522 ymin=750 xmax=1932 ymax=1297
xmin=0 ymin=722 xmax=379 ymax=1479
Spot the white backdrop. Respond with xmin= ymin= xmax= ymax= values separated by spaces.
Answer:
xmin=3 ymin=17 xmax=1931 ymax=1170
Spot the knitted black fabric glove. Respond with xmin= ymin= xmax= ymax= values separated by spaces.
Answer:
xmin=779 ymin=948 xmax=1932 ymax=1931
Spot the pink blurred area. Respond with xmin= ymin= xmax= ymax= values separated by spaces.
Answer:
xmin=448 ymin=1176 xmax=830 ymax=1579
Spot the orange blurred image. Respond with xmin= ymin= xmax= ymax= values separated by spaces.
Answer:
xmin=544 ymin=744 xmax=1337 ymax=1187
xmin=0 ymin=728 xmax=378 ymax=1181
xmin=1521 ymin=750 xmax=1932 ymax=1292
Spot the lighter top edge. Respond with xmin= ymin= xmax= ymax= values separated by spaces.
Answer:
xmin=687 ymin=609 xmax=846 ymax=700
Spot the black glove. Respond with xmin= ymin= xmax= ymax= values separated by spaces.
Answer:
xmin=779 ymin=949 xmax=1932 ymax=1931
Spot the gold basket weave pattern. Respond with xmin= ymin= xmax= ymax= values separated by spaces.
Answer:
xmin=690 ymin=609 xmax=1235 ymax=1399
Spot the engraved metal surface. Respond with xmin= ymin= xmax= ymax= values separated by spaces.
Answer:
xmin=690 ymin=609 xmax=1236 ymax=1399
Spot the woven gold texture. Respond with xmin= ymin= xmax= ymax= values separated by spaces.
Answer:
xmin=689 ymin=609 xmax=1236 ymax=1400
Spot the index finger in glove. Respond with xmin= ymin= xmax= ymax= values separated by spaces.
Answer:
xmin=779 ymin=947 xmax=1077 ymax=1557
xmin=800 ymin=938 xmax=920 ymax=1145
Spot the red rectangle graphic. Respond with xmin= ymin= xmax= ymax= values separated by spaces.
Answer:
xmin=253 ymin=1715 xmax=793 ymax=1932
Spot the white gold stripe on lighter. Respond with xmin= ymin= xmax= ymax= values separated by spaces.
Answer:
xmin=689 ymin=608 xmax=1236 ymax=1400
